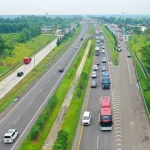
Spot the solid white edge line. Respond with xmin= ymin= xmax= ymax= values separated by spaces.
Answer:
xmin=11 ymin=34 xmax=85 ymax=150
xmin=125 ymin=52 xmax=132 ymax=84
xmin=0 ymin=29 xmax=84 ymax=125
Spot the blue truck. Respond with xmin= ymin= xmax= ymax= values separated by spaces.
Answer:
xmin=101 ymin=77 xmax=111 ymax=89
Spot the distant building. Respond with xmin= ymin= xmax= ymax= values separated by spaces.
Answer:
xmin=41 ymin=25 xmax=53 ymax=33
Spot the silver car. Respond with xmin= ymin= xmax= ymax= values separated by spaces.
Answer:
xmin=101 ymin=66 xmax=107 ymax=72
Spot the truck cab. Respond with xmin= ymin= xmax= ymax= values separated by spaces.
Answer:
xmin=101 ymin=77 xmax=111 ymax=89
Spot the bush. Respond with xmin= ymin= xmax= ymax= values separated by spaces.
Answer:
xmin=30 ymin=94 xmax=58 ymax=141
xmin=53 ymin=130 xmax=68 ymax=150
xmin=30 ymin=125 xmax=40 ymax=140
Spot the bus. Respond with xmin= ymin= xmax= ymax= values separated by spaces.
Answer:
xmin=99 ymin=96 xmax=113 ymax=131
xmin=95 ymin=46 xmax=100 ymax=56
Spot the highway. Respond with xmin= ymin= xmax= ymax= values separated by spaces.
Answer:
xmin=0 ymin=24 xmax=88 ymax=150
xmin=77 ymin=27 xmax=150 ymax=150
xmin=79 ymin=29 xmax=117 ymax=150
xmin=0 ymin=38 xmax=57 ymax=99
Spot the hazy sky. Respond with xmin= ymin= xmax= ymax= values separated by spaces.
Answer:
xmin=0 ymin=0 xmax=150 ymax=15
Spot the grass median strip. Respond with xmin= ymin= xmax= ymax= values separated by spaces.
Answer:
xmin=52 ymin=38 xmax=95 ymax=150
xmin=0 ymin=26 xmax=82 ymax=113
xmin=100 ymin=25 xmax=119 ymax=65
xmin=20 ymin=38 xmax=89 ymax=150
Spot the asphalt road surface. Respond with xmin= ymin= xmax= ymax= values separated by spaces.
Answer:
xmin=78 ymin=29 xmax=150 ymax=150
xmin=0 ymin=38 xmax=57 ymax=99
xmin=0 ymin=24 xmax=88 ymax=150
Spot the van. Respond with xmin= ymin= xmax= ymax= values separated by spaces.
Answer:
xmin=82 ymin=111 xmax=91 ymax=125
xmin=4 ymin=129 xmax=19 ymax=143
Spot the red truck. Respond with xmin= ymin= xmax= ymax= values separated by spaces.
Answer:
xmin=23 ymin=57 xmax=32 ymax=64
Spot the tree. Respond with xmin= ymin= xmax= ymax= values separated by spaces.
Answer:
xmin=0 ymin=36 xmax=6 ymax=54
xmin=140 ymin=44 xmax=150 ymax=64
xmin=56 ymin=37 xmax=61 ymax=46
xmin=145 ymin=28 xmax=150 ymax=34
xmin=133 ymin=27 xmax=142 ymax=34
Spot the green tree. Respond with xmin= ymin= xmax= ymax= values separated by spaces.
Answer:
xmin=56 ymin=37 xmax=61 ymax=46
xmin=0 ymin=36 xmax=6 ymax=54
xmin=140 ymin=44 xmax=150 ymax=64
xmin=133 ymin=27 xmax=142 ymax=34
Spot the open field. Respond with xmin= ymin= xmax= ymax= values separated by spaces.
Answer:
xmin=0 ymin=26 xmax=82 ymax=113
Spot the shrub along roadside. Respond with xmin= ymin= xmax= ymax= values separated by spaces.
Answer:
xmin=0 ymin=26 xmax=82 ymax=113
xmin=52 ymin=38 xmax=95 ymax=150
xmin=20 ymin=38 xmax=89 ymax=150
xmin=100 ymin=25 xmax=119 ymax=65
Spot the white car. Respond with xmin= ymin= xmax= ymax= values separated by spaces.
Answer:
xmin=102 ymin=49 xmax=105 ymax=53
xmin=82 ymin=111 xmax=91 ymax=126
xmin=102 ymin=57 xmax=107 ymax=63
xmin=102 ymin=45 xmax=105 ymax=49
xmin=93 ymin=65 xmax=98 ymax=71
xmin=4 ymin=129 xmax=19 ymax=143
xmin=91 ymin=71 xmax=97 ymax=78
xmin=101 ymin=66 xmax=107 ymax=72
xmin=97 ymin=40 xmax=99 ymax=43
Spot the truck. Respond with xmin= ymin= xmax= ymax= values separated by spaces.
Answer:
xmin=101 ymin=77 xmax=111 ymax=89
xmin=23 ymin=57 xmax=32 ymax=64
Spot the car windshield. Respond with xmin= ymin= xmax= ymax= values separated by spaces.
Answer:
xmin=83 ymin=116 xmax=90 ymax=120
xmin=4 ymin=136 xmax=11 ymax=138
xmin=102 ymin=78 xmax=110 ymax=83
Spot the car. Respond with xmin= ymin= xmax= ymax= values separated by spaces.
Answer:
xmin=93 ymin=65 xmax=98 ymax=71
xmin=82 ymin=111 xmax=91 ymax=125
xmin=118 ymin=45 xmax=120 ymax=48
xmin=118 ymin=41 xmax=120 ymax=44
xmin=17 ymin=72 xmax=24 ymax=77
xmin=102 ymin=57 xmax=107 ymax=63
xmin=102 ymin=45 xmax=105 ymax=49
xmin=101 ymin=66 xmax=107 ymax=72
xmin=4 ymin=129 xmax=19 ymax=143
xmin=118 ymin=48 xmax=122 ymax=52
xmin=102 ymin=49 xmax=105 ymax=53
xmin=96 ymin=60 xmax=100 ymax=66
xmin=74 ymin=45 xmax=79 ymax=49
xmin=101 ymin=42 xmax=103 ymax=45
xmin=97 ymin=40 xmax=99 ymax=43
xmin=102 ymin=71 xmax=109 ymax=77
xmin=127 ymin=53 xmax=131 ymax=57
xmin=91 ymin=80 xmax=97 ymax=88
xmin=59 ymin=68 xmax=64 ymax=72
xmin=91 ymin=71 xmax=97 ymax=78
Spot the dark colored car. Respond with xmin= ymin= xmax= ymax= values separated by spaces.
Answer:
xmin=81 ymin=38 xmax=83 ymax=41
xmin=17 ymin=72 xmax=24 ymax=77
xmin=91 ymin=80 xmax=97 ymax=88
xmin=59 ymin=68 xmax=64 ymax=72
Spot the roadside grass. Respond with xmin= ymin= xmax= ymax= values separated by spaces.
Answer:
xmin=128 ymin=36 xmax=150 ymax=112
xmin=88 ymin=24 xmax=95 ymax=35
xmin=129 ymin=35 xmax=150 ymax=74
xmin=0 ymin=26 xmax=82 ymax=113
xmin=133 ymin=56 xmax=150 ymax=112
xmin=100 ymin=25 xmax=119 ymax=65
xmin=0 ymin=34 xmax=55 ymax=76
xmin=53 ymin=38 xmax=95 ymax=150
xmin=20 ymin=38 xmax=89 ymax=150
xmin=0 ymin=66 xmax=9 ymax=74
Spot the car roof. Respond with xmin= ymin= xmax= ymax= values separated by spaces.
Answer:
xmin=83 ymin=111 xmax=90 ymax=116
xmin=4 ymin=129 xmax=16 ymax=136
